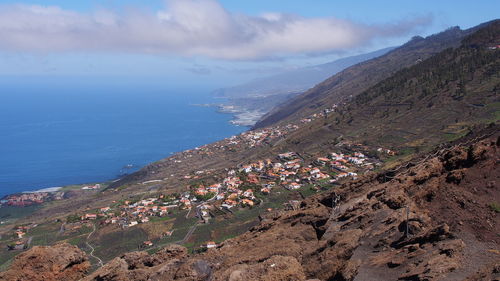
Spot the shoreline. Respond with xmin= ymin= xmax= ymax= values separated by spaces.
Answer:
xmin=191 ymin=102 xmax=264 ymax=127
xmin=1 ymin=101 xmax=250 ymax=202
xmin=1 ymin=186 xmax=64 ymax=200
xmin=22 ymin=186 xmax=63 ymax=194
xmin=216 ymin=104 xmax=265 ymax=127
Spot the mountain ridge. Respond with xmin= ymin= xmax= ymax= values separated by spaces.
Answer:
xmin=253 ymin=25 xmax=483 ymax=129
xmin=213 ymin=47 xmax=394 ymax=126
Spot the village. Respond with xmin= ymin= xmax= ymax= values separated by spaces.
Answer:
xmin=0 ymin=192 xmax=65 ymax=207
xmin=0 ymin=184 xmax=104 ymax=208
xmin=160 ymin=104 xmax=341 ymax=165
xmin=6 ymin=145 xmax=387 ymax=251
xmin=3 ymin=103 xmax=398 ymax=252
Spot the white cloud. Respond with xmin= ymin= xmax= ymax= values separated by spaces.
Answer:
xmin=0 ymin=0 xmax=432 ymax=60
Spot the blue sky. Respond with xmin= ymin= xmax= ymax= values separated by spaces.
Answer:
xmin=0 ymin=0 xmax=497 ymax=88
xmin=1 ymin=0 xmax=496 ymax=27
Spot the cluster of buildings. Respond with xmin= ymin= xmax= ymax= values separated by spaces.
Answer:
xmin=0 ymin=192 xmax=64 ymax=207
xmin=80 ymin=195 xmax=179 ymax=229
xmin=162 ymin=122 xmax=303 ymax=166
xmin=82 ymin=145 xmax=378 ymax=236
xmin=81 ymin=184 xmax=101 ymax=190
xmin=300 ymin=104 xmax=340 ymax=123
xmin=6 ymin=224 xmax=37 ymax=251
xmin=235 ymin=124 xmax=300 ymax=148
xmin=162 ymin=103 xmax=347 ymax=169
xmin=184 ymin=148 xmax=379 ymax=217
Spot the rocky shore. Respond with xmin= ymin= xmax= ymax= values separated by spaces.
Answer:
xmin=217 ymin=105 xmax=265 ymax=127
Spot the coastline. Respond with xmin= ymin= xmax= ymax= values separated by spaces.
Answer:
xmin=2 ymin=101 xmax=247 ymax=203
xmin=1 ymin=90 xmax=245 ymax=201
xmin=22 ymin=187 xmax=62 ymax=194
xmin=191 ymin=101 xmax=265 ymax=127
xmin=216 ymin=104 xmax=265 ymax=127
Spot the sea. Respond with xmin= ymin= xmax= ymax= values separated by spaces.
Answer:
xmin=0 ymin=77 xmax=245 ymax=198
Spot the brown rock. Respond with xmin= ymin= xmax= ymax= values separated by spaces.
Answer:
xmin=84 ymin=244 xmax=189 ymax=281
xmin=0 ymin=243 xmax=90 ymax=281
xmin=394 ymin=224 xmax=453 ymax=249
xmin=442 ymin=148 xmax=469 ymax=170
xmin=446 ymin=169 xmax=465 ymax=184
xmin=223 ymin=255 xmax=306 ymax=281
xmin=410 ymin=158 xmax=443 ymax=184
xmin=174 ymin=259 xmax=212 ymax=280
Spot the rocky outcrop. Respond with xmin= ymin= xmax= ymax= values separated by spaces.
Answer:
xmin=83 ymin=244 xmax=191 ymax=281
xmin=0 ymin=243 xmax=89 ymax=281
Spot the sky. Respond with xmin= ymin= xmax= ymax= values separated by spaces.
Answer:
xmin=0 ymin=0 xmax=498 ymax=88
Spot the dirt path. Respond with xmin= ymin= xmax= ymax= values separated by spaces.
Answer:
xmin=86 ymin=223 xmax=103 ymax=267
xmin=57 ymin=223 xmax=65 ymax=236
xmin=180 ymin=224 xmax=198 ymax=244
xmin=185 ymin=206 xmax=193 ymax=219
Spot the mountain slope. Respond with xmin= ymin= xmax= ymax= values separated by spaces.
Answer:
xmin=107 ymin=21 xmax=499 ymax=193
xmin=254 ymin=25 xmax=481 ymax=129
xmin=216 ymin=47 xmax=394 ymax=100
xmin=83 ymin=129 xmax=500 ymax=281
xmin=263 ymin=20 xmax=499 ymax=160
xmin=214 ymin=47 xmax=394 ymax=126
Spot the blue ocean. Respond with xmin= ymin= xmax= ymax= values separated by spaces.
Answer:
xmin=0 ymin=77 xmax=244 ymax=197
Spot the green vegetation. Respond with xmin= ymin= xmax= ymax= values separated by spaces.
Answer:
xmin=93 ymin=227 xmax=148 ymax=263
xmin=237 ymin=171 xmax=248 ymax=182
xmin=0 ymin=252 xmax=17 ymax=272
xmin=382 ymin=147 xmax=421 ymax=169
xmin=66 ymin=214 xmax=81 ymax=223
xmin=0 ymin=205 xmax=40 ymax=223
xmin=195 ymin=192 xmax=216 ymax=201
xmin=149 ymin=216 xmax=172 ymax=223
xmin=489 ymin=202 xmax=500 ymax=213
xmin=67 ymin=236 xmax=86 ymax=247
xmin=184 ymin=186 xmax=322 ymax=252
xmin=0 ymin=22 xmax=497 ymax=272
xmin=299 ymin=185 xmax=320 ymax=197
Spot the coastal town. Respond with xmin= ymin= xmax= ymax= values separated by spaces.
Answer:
xmin=0 ymin=192 xmax=64 ymax=207
xmin=0 ymin=103 xmax=349 ymax=213
xmin=4 ymin=143 xmax=389 ymax=251
xmin=161 ymin=104 xmax=342 ymax=165
xmin=0 ymin=184 xmax=102 ymax=207
xmin=1 ymin=102 xmax=397 ymax=252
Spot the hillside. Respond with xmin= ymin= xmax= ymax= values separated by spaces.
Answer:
xmin=0 ymin=20 xmax=498 ymax=280
xmin=214 ymin=47 xmax=394 ymax=126
xmin=116 ymin=20 xmax=498 ymax=189
xmin=265 ymin=20 xmax=499 ymax=162
xmin=254 ymin=24 xmax=484 ymax=129
xmin=86 ymin=128 xmax=500 ymax=281
xmin=3 ymin=127 xmax=498 ymax=281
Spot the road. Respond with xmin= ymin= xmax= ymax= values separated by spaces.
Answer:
xmin=180 ymin=224 xmax=199 ymax=244
xmin=86 ymin=223 xmax=104 ymax=267
xmin=58 ymin=223 xmax=65 ymax=236
xmin=185 ymin=206 xmax=193 ymax=219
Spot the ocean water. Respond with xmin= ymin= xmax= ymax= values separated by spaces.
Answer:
xmin=0 ymin=77 xmax=244 ymax=197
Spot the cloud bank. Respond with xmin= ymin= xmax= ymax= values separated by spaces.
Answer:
xmin=0 ymin=0 xmax=432 ymax=60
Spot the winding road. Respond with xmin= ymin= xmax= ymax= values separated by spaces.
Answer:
xmin=86 ymin=223 xmax=104 ymax=267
